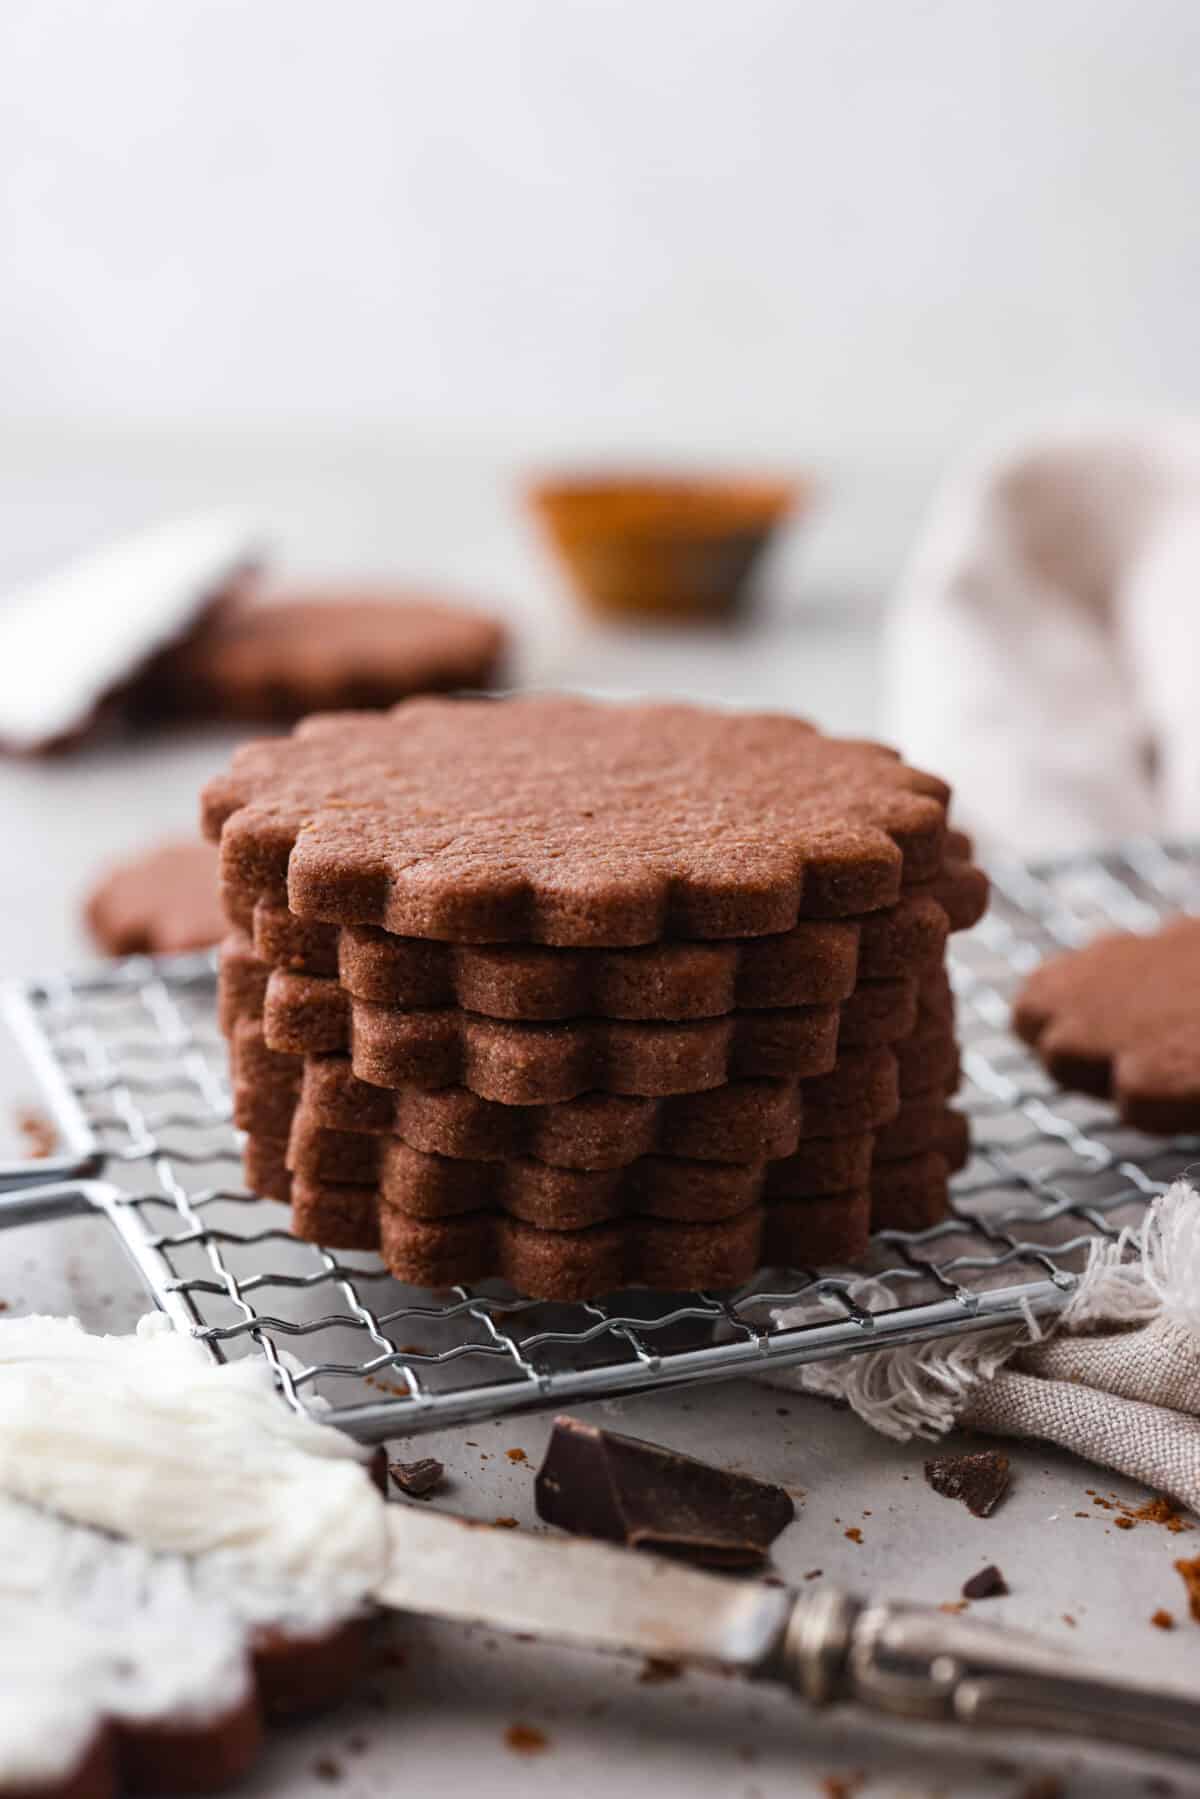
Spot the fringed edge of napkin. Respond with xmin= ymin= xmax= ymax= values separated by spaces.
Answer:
xmin=761 ymin=1176 xmax=1200 ymax=1444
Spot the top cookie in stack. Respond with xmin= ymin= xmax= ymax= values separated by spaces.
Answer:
xmin=203 ymin=696 xmax=986 ymax=1299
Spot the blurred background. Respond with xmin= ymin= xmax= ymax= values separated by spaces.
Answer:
xmin=3 ymin=0 xmax=1200 ymax=960
xmin=4 ymin=0 xmax=1198 ymax=609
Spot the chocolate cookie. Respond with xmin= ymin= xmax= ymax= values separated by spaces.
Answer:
xmin=136 ymin=588 xmax=507 ymax=722
xmin=279 ymin=1091 xmax=956 ymax=1221
xmin=235 ymin=856 xmax=986 ymax=1020
xmin=220 ymin=934 xmax=922 ymax=1101
xmin=230 ymin=1017 xmax=902 ymax=1169
xmin=202 ymin=696 xmax=952 ymax=946
xmin=370 ymin=1194 xmax=872 ymax=1299
xmin=1014 ymin=918 xmax=1200 ymax=1130
xmin=253 ymin=1127 xmax=956 ymax=1290
xmin=85 ymin=839 xmax=222 ymax=956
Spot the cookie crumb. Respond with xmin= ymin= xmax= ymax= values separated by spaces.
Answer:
xmin=387 ymin=1457 xmax=445 ymax=1498
xmin=1151 ymin=1609 xmax=1176 ymax=1630
xmin=504 ymin=1723 xmax=549 ymax=1755
xmin=493 ymin=1516 xmax=520 ymax=1529
xmin=638 ymin=1657 xmax=683 ymax=1684
xmin=843 ymin=1526 xmax=863 ymax=1544
xmin=15 ymin=1108 xmax=55 ymax=1158
xmin=804 ymin=1568 xmax=823 ymax=1580
xmin=1019 ymin=1777 xmax=1065 ymax=1799
xmin=1174 ymin=1555 xmax=1200 ymax=1622
xmin=962 ymin=1564 xmax=1008 ymax=1600
xmin=924 ymin=1450 xmax=1010 ymax=1517
xmin=313 ymin=1757 xmax=343 ymax=1783
xmin=1129 ymin=1496 xmax=1193 ymax=1534
xmin=818 ymin=1774 xmax=864 ymax=1799
xmin=506 ymin=1447 xmax=528 ymax=1463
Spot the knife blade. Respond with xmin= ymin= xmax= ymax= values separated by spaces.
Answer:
xmin=377 ymin=1507 xmax=1200 ymax=1761
xmin=377 ymin=1505 xmax=791 ymax=1671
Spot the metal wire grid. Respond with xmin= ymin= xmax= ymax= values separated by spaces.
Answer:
xmin=1 ymin=841 xmax=1197 ymax=1443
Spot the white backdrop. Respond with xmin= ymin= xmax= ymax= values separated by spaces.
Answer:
xmin=2 ymin=0 xmax=1199 ymax=604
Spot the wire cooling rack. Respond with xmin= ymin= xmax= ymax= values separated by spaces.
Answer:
xmin=2 ymin=840 xmax=1197 ymax=1443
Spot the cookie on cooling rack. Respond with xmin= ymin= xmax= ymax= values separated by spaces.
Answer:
xmin=234 ymin=856 xmax=986 ymax=1020
xmin=84 ymin=839 xmax=222 ymax=956
xmin=1014 ymin=916 xmax=1200 ymax=1131
xmin=201 ymin=695 xmax=954 ymax=945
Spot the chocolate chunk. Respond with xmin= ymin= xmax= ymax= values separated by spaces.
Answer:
xmin=534 ymin=1415 xmax=793 ymax=1568
xmin=925 ymin=1451 xmax=1011 ymax=1517
xmin=388 ymin=1457 xmax=445 ymax=1498
xmin=962 ymin=1564 xmax=1009 ymax=1600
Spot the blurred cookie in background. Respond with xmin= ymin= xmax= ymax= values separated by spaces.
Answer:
xmin=131 ymin=586 xmax=508 ymax=723
xmin=85 ymin=839 xmax=222 ymax=956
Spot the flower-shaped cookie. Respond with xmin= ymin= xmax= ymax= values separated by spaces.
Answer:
xmin=1014 ymin=917 xmax=1200 ymax=1131
xmin=202 ymin=696 xmax=951 ymax=947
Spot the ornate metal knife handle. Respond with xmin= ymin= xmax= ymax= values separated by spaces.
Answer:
xmin=776 ymin=1586 xmax=1200 ymax=1761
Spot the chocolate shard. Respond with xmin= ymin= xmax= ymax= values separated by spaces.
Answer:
xmin=534 ymin=1414 xmax=794 ymax=1568
xmin=924 ymin=1450 xmax=1011 ymax=1518
xmin=388 ymin=1457 xmax=445 ymax=1499
xmin=962 ymin=1563 xmax=1009 ymax=1600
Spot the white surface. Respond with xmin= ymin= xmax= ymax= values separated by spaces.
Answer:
xmin=2 ymin=454 xmax=1199 ymax=1799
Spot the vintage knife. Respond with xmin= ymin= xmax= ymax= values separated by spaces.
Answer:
xmin=378 ymin=1506 xmax=1200 ymax=1760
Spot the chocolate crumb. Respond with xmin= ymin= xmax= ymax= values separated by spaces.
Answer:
xmin=1174 ymin=1555 xmax=1200 ymax=1622
xmin=15 ymin=1108 xmax=55 ymax=1159
xmin=1130 ymin=1496 xmax=1193 ymax=1533
xmin=962 ymin=1564 xmax=1009 ymax=1600
xmin=1151 ymin=1609 xmax=1176 ymax=1630
xmin=388 ymin=1457 xmax=445 ymax=1498
xmin=819 ymin=1774 xmax=864 ymax=1799
xmin=924 ymin=1450 xmax=1010 ymax=1517
xmin=504 ymin=1723 xmax=549 ymax=1755
xmin=638 ymin=1656 xmax=683 ymax=1684
xmin=804 ymin=1568 xmax=823 ymax=1580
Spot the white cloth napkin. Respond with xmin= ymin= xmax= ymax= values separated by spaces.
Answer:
xmin=885 ymin=426 xmax=1200 ymax=858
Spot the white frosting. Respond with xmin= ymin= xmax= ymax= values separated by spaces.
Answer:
xmin=0 ymin=511 xmax=258 ymax=748
xmin=0 ymin=1313 xmax=391 ymax=1786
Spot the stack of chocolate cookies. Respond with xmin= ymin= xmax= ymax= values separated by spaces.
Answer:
xmin=203 ymin=696 xmax=986 ymax=1300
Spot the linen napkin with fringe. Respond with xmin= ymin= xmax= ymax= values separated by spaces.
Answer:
xmin=760 ymin=1180 xmax=1200 ymax=1512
